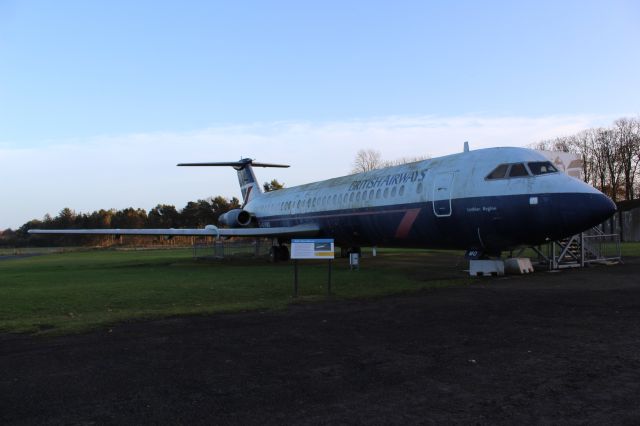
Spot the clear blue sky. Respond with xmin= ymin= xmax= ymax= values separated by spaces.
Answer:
xmin=0 ymin=0 xmax=638 ymax=228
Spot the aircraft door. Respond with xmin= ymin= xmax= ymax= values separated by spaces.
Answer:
xmin=432 ymin=172 xmax=455 ymax=217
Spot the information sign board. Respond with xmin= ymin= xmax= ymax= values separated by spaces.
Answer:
xmin=291 ymin=239 xmax=335 ymax=259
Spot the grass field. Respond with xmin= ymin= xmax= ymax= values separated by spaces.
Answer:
xmin=620 ymin=242 xmax=640 ymax=256
xmin=0 ymin=248 xmax=472 ymax=335
xmin=2 ymin=243 xmax=638 ymax=336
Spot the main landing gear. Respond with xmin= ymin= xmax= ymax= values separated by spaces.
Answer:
xmin=269 ymin=245 xmax=290 ymax=262
xmin=340 ymin=246 xmax=361 ymax=258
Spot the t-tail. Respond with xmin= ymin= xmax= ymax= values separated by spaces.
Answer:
xmin=177 ymin=159 xmax=289 ymax=205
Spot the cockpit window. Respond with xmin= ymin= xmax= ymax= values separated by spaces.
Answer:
xmin=527 ymin=161 xmax=558 ymax=175
xmin=486 ymin=162 xmax=542 ymax=180
xmin=486 ymin=164 xmax=509 ymax=180
xmin=508 ymin=163 xmax=529 ymax=177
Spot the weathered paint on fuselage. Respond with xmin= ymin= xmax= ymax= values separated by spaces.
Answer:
xmin=243 ymin=147 xmax=616 ymax=252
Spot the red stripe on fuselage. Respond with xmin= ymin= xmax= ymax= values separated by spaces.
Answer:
xmin=394 ymin=208 xmax=421 ymax=239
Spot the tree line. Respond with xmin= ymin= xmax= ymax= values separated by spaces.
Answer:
xmin=1 ymin=196 xmax=243 ymax=247
xmin=532 ymin=116 xmax=640 ymax=202
xmin=1 ymin=178 xmax=289 ymax=247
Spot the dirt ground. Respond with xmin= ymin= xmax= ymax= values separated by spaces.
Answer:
xmin=2 ymin=257 xmax=640 ymax=425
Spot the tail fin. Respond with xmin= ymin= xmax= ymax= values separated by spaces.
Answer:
xmin=177 ymin=159 xmax=289 ymax=205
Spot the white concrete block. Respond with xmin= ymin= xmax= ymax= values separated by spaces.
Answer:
xmin=469 ymin=260 xmax=505 ymax=277
xmin=504 ymin=258 xmax=534 ymax=274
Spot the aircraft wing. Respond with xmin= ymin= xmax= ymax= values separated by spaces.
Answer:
xmin=27 ymin=223 xmax=320 ymax=239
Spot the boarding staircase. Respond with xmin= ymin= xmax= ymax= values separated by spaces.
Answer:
xmin=529 ymin=226 xmax=622 ymax=269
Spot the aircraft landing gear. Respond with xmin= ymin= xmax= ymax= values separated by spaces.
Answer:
xmin=269 ymin=245 xmax=290 ymax=262
xmin=340 ymin=246 xmax=361 ymax=258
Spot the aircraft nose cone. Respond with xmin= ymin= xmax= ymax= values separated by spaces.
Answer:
xmin=548 ymin=192 xmax=617 ymax=239
xmin=537 ymin=192 xmax=617 ymax=241
xmin=581 ymin=193 xmax=617 ymax=229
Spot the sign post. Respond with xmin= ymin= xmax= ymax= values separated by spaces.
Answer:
xmin=327 ymin=259 xmax=332 ymax=297
xmin=293 ymin=260 xmax=299 ymax=298
xmin=290 ymin=239 xmax=335 ymax=298
xmin=349 ymin=252 xmax=359 ymax=270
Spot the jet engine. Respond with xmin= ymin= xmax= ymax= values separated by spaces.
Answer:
xmin=218 ymin=209 xmax=252 ymax=227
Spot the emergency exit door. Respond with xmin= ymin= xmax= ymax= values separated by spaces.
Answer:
xmin=432 ymin=172 xmax=455 ymax=217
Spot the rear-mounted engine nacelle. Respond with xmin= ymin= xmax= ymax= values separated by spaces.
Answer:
xmin=218 ymin=209 xmax=252 ymax=227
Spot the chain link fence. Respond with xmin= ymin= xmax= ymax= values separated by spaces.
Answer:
xmin=192 ymin=239 xmax=272 ymax=259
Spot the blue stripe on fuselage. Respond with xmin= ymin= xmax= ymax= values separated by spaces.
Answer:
xmin=256 ymin=192 xmax=615 ymax=251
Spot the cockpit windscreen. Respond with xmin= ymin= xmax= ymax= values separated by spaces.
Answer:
xmin=486 ymin=161 xmax=559 ymax=180
xmin=527 ymin=161 xmax=558 ymax=175
xmin=486 ymin=164 xmax=509 ymax=179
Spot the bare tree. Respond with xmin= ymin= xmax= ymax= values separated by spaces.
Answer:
xmin=530 ymin=137 xmax=571 ymax=153
xmin=632 ymin=118 xmax=640 ymax=199
xmin=588 ymin=128 xmax=609 ymax=195
xmin=351 ymin=149 xmax=430 ymax=174
xmin=529 ymin=140 xmax=552 ymax=151
xmin=568 ymin=131 xmax=594 ymax=185
xmin=615 ymin=117 xmax=640 ymax=200
xmin=604 ymin=128 xmax=625 ymax=201
xmin=532 ymin=116 xmax=640 ymax=201
xmin=351 ymin=149 xmax=385 ymax=174
xmin=583 ymin=128 xmax=623 ymax=201
xmin=385 ymin=155 xmax=431 ymax=166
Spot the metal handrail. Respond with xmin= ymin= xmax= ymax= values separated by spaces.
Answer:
xmin=582 ymin=233 xmax=621 ymax=263
xmin=541 ymin=231 xmax=621 ymax=270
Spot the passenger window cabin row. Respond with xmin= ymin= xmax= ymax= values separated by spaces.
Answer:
xmin=266 ymin=180 xmax=428 ymax=214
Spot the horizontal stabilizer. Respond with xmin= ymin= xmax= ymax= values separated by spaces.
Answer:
xmin=177 ymin=158 xmax=289 ymax=169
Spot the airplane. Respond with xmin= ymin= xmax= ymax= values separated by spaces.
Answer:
xmin=29 ymin=145 xmax=617 ymax=261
